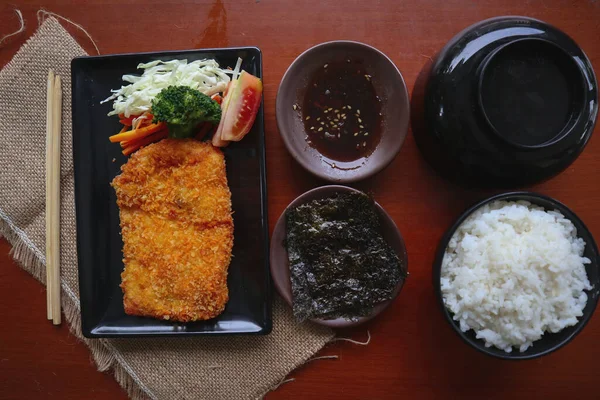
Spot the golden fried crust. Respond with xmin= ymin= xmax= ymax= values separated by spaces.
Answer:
xmin=111 ymin=139 xmax=234 ymax=322
xmin=112 ymin=139 xmax=232 ymax=226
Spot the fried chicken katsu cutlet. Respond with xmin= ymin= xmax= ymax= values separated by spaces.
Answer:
xmin=111 ymin=139 xmax=234 ymax=322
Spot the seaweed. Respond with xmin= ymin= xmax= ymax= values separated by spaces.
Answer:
xmin=286 ymin=191 xmax=406 ymax=322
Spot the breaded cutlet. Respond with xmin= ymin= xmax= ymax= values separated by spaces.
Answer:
xmin=111 ymin=139 xmax=234 ymax=322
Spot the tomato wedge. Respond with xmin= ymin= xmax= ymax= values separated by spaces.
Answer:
xmin=217 ymin=71 xmax=263 ymax=142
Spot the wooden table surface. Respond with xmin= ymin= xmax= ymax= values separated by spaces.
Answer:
xmin=1 ymin=1 xmax=600 ymax=399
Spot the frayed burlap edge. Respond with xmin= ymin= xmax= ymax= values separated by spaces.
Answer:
xmin=0 ymin=215 xmax=152 ymax=400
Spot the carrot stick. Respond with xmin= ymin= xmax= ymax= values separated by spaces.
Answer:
xmin=211 ymin=94 xmax=223 ymax=105
xmin=121 ymin=132 xmax=147 ymax=148
xmin=122 ymin=130 xmax=168 ymax=156
xmin=120 ymin=122 xmax=151 ymax=147
xmin=121 ymin=129 xmax=157 ymax=149
xmin=117 ymin=126 xmax=129 ymax=146
xmin=109 ymin=122 xmax=166 ymax=143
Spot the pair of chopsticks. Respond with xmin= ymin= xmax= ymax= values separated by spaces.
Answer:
xmin=46 ymin=70 xmax=62 ymax=325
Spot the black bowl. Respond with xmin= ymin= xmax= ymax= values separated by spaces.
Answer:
xmin=433 ymin=192 xmax=600 ymax=360
xmin=412 ymin=16 xmax=598 ymax=187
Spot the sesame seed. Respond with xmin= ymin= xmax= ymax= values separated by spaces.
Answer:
xmin=334 ymin=109 xmax=339 ymax=113
xmin=334 ymin=119 xmax=339 ymax=122
xmin=305 ymin=116 xmax=310 ymax=120
xmin=364 ymin=132 xmax=369 ymax=136
xmin=310 ymin=126 xmax=315 ymax=130
xmin=360 ymin=125 xmax=364 ymax=129
xmin=324 ymin=64 xmax=328 ymax=68
xmin=342 ymin=106 xmax=347 ymax=110
xmin=328 ymin=107 xmax=333 ymax=111
xmin=318 ymin=127 xmax=323 ymax=132
xmin=356 ymin=109 xmax=361 ymax=115
xmin=317 ymin=117 xmax=321 ymax=121
xmin=292 ymin=104 xmax=297 ymax=110
xmin=332 ymin=163 xmax=336 ymax=168
xmin=365 ymin=74 xmax=371 ymax=81
xmin=354 ymin=132 xmax=359 ymax=136
xmin=347 ymin=105 xmax=352 ymax=110
xmin=358 ymin=117 xmax=362 ymax=123
xmin=321 ymin=121 xmax=325 ymax=125
xmin=324 ymin=109 xmax=329 ymax=113
xmin=363 ymin=141 xmax=367 ymax=147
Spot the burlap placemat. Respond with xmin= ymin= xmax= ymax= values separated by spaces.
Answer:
xmin=0 ymin=17 xmax=334 ymax=400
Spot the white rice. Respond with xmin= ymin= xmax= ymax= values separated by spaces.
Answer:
xmin=441 ymin=200 xmax=592 ymax=353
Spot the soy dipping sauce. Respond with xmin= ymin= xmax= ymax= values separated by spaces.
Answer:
xmin=302 ymin=59 xmax=382 ymax=162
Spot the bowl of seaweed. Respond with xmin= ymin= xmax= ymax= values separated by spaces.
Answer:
xmin=270 ymin=185 xmax=408 ymax=328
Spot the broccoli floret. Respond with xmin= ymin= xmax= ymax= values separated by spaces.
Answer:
xmin=152 ymin=86 xmax=221 ymax=138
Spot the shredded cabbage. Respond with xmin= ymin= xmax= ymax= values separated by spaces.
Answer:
xmin=101 ymin=58 xmax=240 ymax=117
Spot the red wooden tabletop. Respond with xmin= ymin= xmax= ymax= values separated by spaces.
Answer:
xmin=1 ymin=1 xmax=600 ymax=399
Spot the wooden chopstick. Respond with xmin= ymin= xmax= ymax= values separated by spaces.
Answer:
xmin=51 ymin=74 xmax=62 ymax=325
xmin=46 ymin=70 xmax=62 ymax=325
xmin=45 ymin=70 xmax=55 ymax=321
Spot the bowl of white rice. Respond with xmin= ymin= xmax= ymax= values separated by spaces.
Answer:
xmin=434 ymin=192 xmax=599 ymax=359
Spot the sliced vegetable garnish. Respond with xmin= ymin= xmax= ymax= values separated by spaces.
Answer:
xmin=101 ymin=59 xmax=236 ymax=118
xmin=122 ymin=129 xmax=169 ymax=156
xmin=109 ymin=122 xmax=166 ymax=143
xmin=218 ymin=71 xmax=263 ymax=142
xmin=105 ymin=57 xmax=259 ymax=154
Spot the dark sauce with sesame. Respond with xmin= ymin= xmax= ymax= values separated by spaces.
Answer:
xmin=302 ymin=59 xmax=382 ymax=162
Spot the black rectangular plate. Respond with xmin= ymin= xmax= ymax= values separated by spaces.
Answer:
xmin=72 ymin=47 xmax=271 ymax=337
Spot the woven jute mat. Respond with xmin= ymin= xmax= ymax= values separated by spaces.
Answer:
xmin=0 ymin=17 xmax=333 ymax=400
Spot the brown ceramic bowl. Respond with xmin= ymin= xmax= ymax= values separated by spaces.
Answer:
xmin=276 ymin=41 xmax=410 ymax=182
xmin=270 ymin=185 xmax=408 ymax=328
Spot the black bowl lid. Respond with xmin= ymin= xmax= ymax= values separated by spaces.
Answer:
xmin=477 ymin=38 xmax=586 ymax=149
xmin=414 ymin=16 xmax=599 ymax=188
